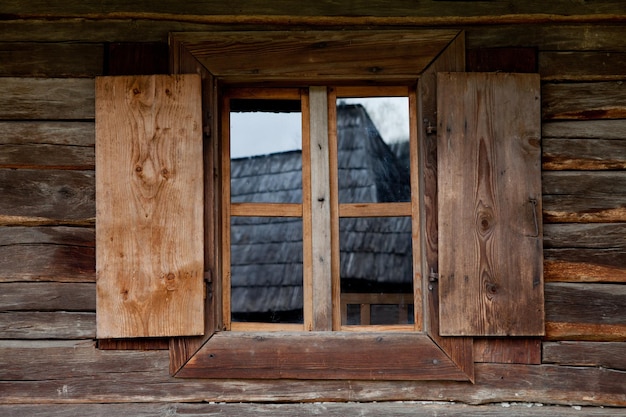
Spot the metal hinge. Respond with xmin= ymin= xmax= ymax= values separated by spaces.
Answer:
xmin=203 ymin=270 xmax=213 ymax=300
xmin=428 ymin=268 xmax=439 ymax=291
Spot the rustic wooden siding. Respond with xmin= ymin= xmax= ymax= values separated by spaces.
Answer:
xmin=0 ymin=3 xmax=624 ymax=414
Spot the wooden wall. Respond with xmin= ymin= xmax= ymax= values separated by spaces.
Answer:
xmin=0 ymin=2 xmax=625 ymax=415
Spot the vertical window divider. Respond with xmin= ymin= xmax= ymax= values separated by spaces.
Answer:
xmin=308 ymin=86 xmax=333 ymax=331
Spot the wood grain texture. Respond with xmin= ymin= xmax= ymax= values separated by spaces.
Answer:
xmin=437 ymin=72 xmax=543 ymax=336
xmin=308 ymin=86 xmax=332 ymax=331
xmin=473 ymin=338 xmax=541 ymax=364
xmin=2 ymin=403 xmax=624 ymax=417
xmin=0 ymin=312 xmax=95 ymax=339
xmin=542 ymin=138 xmax=626 ymax=170
xmin=95 ymin=75 xmax=204 ymax=338
xmin=175 ymin=30 xmax=460 ymax=83
xmin=176 ymin=332 xmax=471 ymax=381
xmin=0 ymin=42 xmax=103 ymax=77
xmin=0 ymin=351 xmax=624 ymax=406
xmin=2 ymin=1 xmax=626 ymax=18
xmin=0 ymin=78 xmax=94 ymax=120
xmin=542 ymin=81 xmax=626 ymax=120
xmin=542 ymin=171 xmax=626 ymax=196
xmin=543 ymin=341 xmax=626 ymax=371
xmin=0 ymin=282 xmax=94 ymax=311
xmin=544 ymin=248 xmax=626 ymax=283
xmin=542 ymin=120 xmax=626 ymax=139
xmin=0 ymin=169 xmax=94 ymax=221
xmin=0 ymin=226 xmax=95 ymax=282
xmin=545 ymin=282 xmax=626 ymax=341
xmin=540 ymin=51 xmax=626 ymax=81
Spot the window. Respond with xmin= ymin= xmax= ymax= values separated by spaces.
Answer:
xmin=96 ymin=30 xmax=544 ymax=382
xmin=223 ymin=86 xmax=419 ymax=332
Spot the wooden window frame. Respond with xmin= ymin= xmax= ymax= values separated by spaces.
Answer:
xmin=168 ymin=30 xmax=475 ymax=382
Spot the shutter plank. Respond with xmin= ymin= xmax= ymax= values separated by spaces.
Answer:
xmin=437 ymin=73 xmax=544 ymax=336
xmin=96 ymin=75 xmax=204 ymax=338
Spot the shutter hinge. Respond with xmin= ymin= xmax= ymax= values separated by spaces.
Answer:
xmin=203 ymin=270 xmax=213 ymax=300
xmin=424 ymin=118 xmax=437 ymax=135
xmin=428 ymin=268 xmax=439 ymax=291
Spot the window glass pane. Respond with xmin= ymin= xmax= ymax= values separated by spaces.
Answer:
xmin=230 ymin=99 xmax=302 ymax=203
xmin=336 ymin=97 xmax=410 ymax=203
xmin=230 ymin=216 xmax=304 ymax=324
xmin=339 ymin=216 xmax=414 ymax=326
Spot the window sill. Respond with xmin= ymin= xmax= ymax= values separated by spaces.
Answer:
xmin=174 ymin=331 xmax=473 ymax=381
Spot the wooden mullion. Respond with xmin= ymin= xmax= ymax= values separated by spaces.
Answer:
xmin=231 ymin=203 xmax=303 ymax=217
xmin=309 ymin=86 xmax=333 ymax=331
xmin=338 ymin=202 xmax=412 ymax=217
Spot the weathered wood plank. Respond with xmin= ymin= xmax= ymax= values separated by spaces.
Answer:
xmin=543 ymin=341 xmax=626 ymax=371
xmin=1 ymin=403 xmax=624 ymax=417
xmin=0 ymin=169 xmax=94 ymax=221
xmin=0 ymin=244 xmax=95 ymax=283
xmin=544 ymin=223 xmax=626 ymax=249
xmin=0 ymin=121 xmax=94 ymax=146
xmin=96 ymin=74 xmax=204 ymax=338
xmin=543 ymin=195 xmax=626 ymax=223
xmin=542 ymin=81 xmax=626 ymax=120
xmin=0 ymin=282 xmax=94 ymax=311
xmin=3 ymin=1 xmax=626 ymax=20
xmin=0 ymin=144 xmax=94 ymax=170
xmin=0 ymin=226 xmax=94 ymax=282
xmin=545 ymin=282 xmax=626 ymax=341
xmin=0 ymin=78 xmax=94 ymax=120
xmin=542 ymin=171 xmax=626 ymax=196
xmin=0 ymin=311 xmax=95 ymax=339
xmin=540 ymin=51 xmax=626 ymax=81
xmin=0 ymin=362 xmax=623 ymax=406
xmin=542 ymin=120 xmax=626 ymax=139
xmin=0 ymin=340 xmax=168 ymax=380
xmin=543 ymin=138 xmax=626 ymax=170
xmin=467 ymin=25 xmax=626 ymax=51
xmin=473 ymin=338 xmax=541 ymax=364
xmin=545 ymin=248 xmax=626 ymax=283
xmin=0 ymin=43 xmax=103 ymax=77
xmin=437 ymin=72 xmax=543 ymax=336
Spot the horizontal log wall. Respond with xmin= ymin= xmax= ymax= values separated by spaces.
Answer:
xmin=0 ymin=2 xmax=624 ymax=413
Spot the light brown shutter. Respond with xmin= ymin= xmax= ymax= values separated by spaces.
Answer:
xmin=437 ymin=72 xmax=544 ymax=336
xmin=96 ymin=75 xmax=204 ymax=338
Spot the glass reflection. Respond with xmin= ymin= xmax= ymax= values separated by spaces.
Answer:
xmin=339 ymin=216 xmax=414 ymax=326
xmin=336 ymin=97 xmax=410 ymax=203
xmin=230 ymin=99 xmax=302 ymax=203
xmin=230 ymin=216 xmax=304 ymax=324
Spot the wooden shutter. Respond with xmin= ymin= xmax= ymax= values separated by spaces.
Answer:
xmin=96 ymin=74 xmax=204 ymax=338
xmin=437 ymin=72 xmax=544 ymax=336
